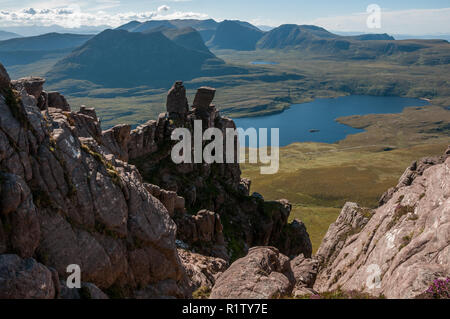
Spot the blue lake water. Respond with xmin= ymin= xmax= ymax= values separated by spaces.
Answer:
xmin=250 ymin=61 xmax=279 ymax=65
xmin=232 ymin=95 xmax=429 ymax=147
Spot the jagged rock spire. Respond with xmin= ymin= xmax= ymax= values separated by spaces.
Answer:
xmin=193 ymin=86 xmax=216 ymax=110
xmin=166 ymin=81 xmax=189 ymax=117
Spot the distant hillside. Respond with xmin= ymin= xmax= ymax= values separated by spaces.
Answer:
xmin=257 ymin=24 xmax=339 ymax=49
xmin=117 ymin=18 xmax=265 ymax=49
xmin=0 ymin=30 xmax=21 ymax=41
xmin=0 ymin=33 xmax=93 ymax=51
xmin=0 ymin=25 xmax=106 ymax=36
xmin=256 ymin=24 xmax=450 ymax=63
xmin=0 ymin=33 xmax=94 ymax=67
xmin=207 ymin=20 xmax=265 ymax=51
xmin=46 ymin=29 xmax=243 ymax=89
xmin=157 ymin=27 xmax=212 ymax=54
xmin=117 ymin=19 xmax=219 ymax=42
xmin=348 ymin=33 xmax=394 ymax=41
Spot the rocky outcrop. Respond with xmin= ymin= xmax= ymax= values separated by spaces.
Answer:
xmin=0 ymin=64 xmax=312 ymax=299
xmin=178 ymin=249 xmax=227 ymax=295
xmin=0 ymin=254 xmax=57 ymax=299
xmin=314 ymin=149 xmax=450 ymax=299
xmin=210 ymin=247 xmax=295 ymax=299
xmin=166 ymin=81 xmax=189 ymax=119
xmin=0 ymin=66 xmax=186 ymax=299
xmin=106 ymin=81 xmax=311 ymax=262
xmin=315 ymin=202 xmax=374 ymax=269
xmin=47 ymin=92 xmax=70 ymax=112
xmin=290 ymin=254 xmax=319 ymax=297
xmin=379 ymin=152 xmax=450 ymax=206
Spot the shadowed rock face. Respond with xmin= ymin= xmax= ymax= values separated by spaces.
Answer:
xmin=0 ymin=63 xmax=10 ymax=89
xmin=0 ymin=254 xmax=56 ymax=299
xmin=166 ymin=81 xmax=189 ymax=118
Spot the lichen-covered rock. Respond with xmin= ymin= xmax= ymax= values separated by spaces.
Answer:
xmin=291 ymin=254 xmax=319 ymax=288
xmin=0 ymin=254 xmax=56 ymax=299
xmin=379 ymin=152 xmax=449 ymax=206
xmin=210 ymin=247 xmax=294 ymax=299
xmin=315 ymin=202 xmax=374 ymax=269
xmin=314 ymin=149 xmax=450 ymax=299
xmin=11 ymin=77 xmax=45 ymax=100
xmin=0 ymin=73 xmax=187 ymax=299
xmin=178 ymin=249 xmax=227 ymax=295
xmin=176 ymin=209 xmax=228 ymax=261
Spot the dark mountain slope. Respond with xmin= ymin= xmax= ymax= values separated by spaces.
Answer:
xmin=207 ymin=20 xmax=265 ymax=51
xmin=157 ymin=27 xmax=212 ymax=54
xmin=46 ymin=29 xmax=239 ymax=88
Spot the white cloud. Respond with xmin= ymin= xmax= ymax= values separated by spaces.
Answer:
xmin=157 ymin=5 xmax=170 ymax=13
xmin=311 ymin=7 xmax=450 ymax=35
xmin=0 ymin=5 xmax=208 ymax=28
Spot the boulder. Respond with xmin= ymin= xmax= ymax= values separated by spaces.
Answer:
xmin=0 ymin=255 xmax=56 ymax=299
xmin=193 ymin=87 xmax=216 ymax=109
xmin=210 ymin=247 xmax=294 ymax=299
xmin=178 ymin=249 xmax=227 ymax=295
xmin=11 ymin=77 xmax=45 ymax=100
xmin=290 ymin=254 xmax=319 ymax=297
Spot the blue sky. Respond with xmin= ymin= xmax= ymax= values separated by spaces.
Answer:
xmin=0 ymin=0 xmax=449 ymax=34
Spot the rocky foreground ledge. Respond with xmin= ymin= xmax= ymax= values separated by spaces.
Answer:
xmin=0 ymin=64 xmax=311 ymax=299
xmin=0 ymin=62 xmax=449 ymax=299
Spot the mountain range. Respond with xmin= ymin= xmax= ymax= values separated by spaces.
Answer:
xmin=0 ymin=30 xmax=21 ymax=41
xmin=46 ymin=28 xmax=243 ymax=88
xmin=1 ymin=18 xmax=448 ymax=91
xmin=0 ymin=33 xmax=94 ymax=66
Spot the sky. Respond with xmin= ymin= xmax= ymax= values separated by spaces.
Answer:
xmin=0 ymin=0 xmax=449 ymax=35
